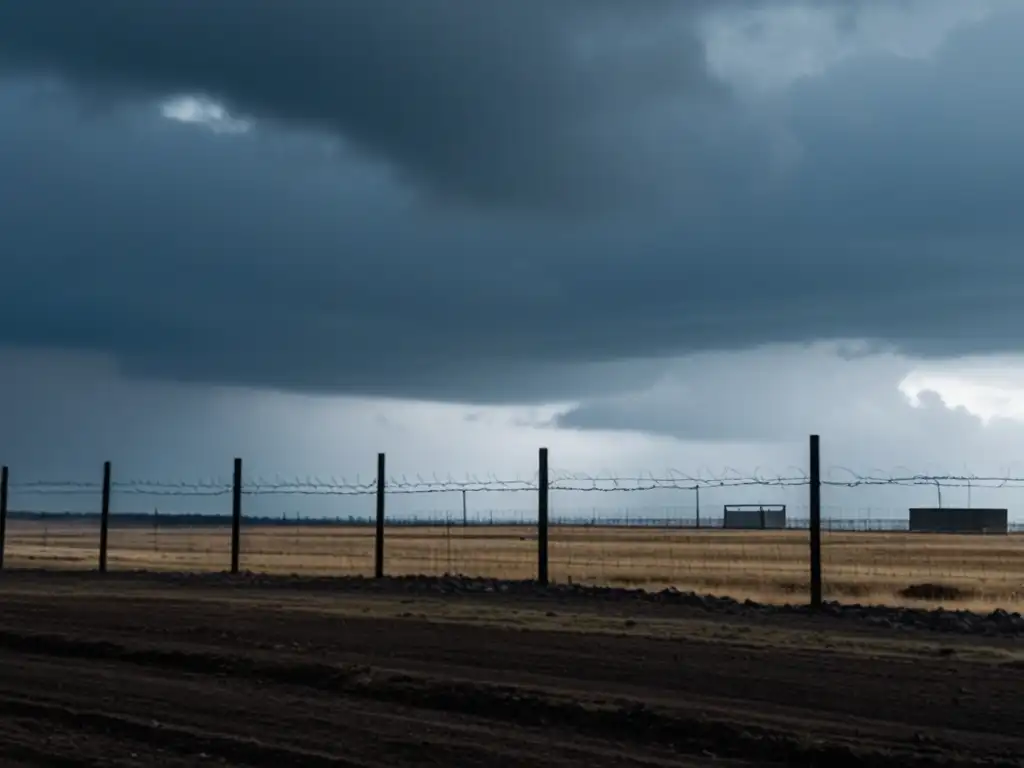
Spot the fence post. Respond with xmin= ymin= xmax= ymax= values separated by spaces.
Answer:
xmin=231 ymin=457 xmax=242 ymax=574
xmin=375 ymin=452 xmax=385 ymax=578
xmin=99 ymin=461 xmax=111 ymax=573
xmin=0 ymin=466 xmax=8 ymax=570
xmin=809 ymin=434 xmax=822 ymax=610
xmin=538 ymin=447 xmax=549 ymax=585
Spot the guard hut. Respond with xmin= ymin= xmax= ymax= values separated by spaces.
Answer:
xmin=723 ymin=504 xmax=787 ymax=530
xmin=908 ymin=507 xmax=1008 ymax=534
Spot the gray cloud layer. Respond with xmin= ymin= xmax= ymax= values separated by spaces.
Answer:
xmin=0 ymin=0 xmax=726 ymax=211
xmin=1 ymin=2 xmax=1023 ymax=404
xmin=556 ymin=344 xmax=972 ymax=444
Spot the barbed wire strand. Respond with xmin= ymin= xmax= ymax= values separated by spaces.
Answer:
xmin=6 ymin=467 xmax=1024 ymax=497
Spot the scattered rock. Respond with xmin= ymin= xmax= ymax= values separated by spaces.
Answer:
xmin=7 ymin=567 xmax=1024 ymax=638
xmin=899 ymin=583 xmax=971 ymax=602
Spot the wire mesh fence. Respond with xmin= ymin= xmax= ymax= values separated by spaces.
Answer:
xmin=382 ymin=519 xmax=537 ymax=579
xmin=0 ymin=470 xmax=103 ymax=570
xmin=548 ymin=523 xmax=807 ymax=598
xmin=107 ymin=515 xmax=235 ymax=573
xmin=240 ymin=517 xmax=376 ymax=576
xmin=4 ymin=513 xmax=101 ymax=570
xmin=5 ymin=441 xmax=1024 ymax=612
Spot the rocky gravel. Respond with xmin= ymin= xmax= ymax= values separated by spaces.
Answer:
xmin=7 ymin=567 xmax=1024 ymax=638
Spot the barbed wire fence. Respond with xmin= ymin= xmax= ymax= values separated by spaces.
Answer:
xmin=10 ymin=467 xmax=1024 ymax=497
xmin=7 ymin=468 xmax=1023 ymax=534
xmin=2 ymin=441 xmax=1023 ymax=608
xmin=6 ymin=467 xmax=1024 ymax=537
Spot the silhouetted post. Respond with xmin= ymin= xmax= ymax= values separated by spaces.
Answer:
xmin=231 ymin=457 xmax=242 ymax=574
xmin=809 ymin=435 xmax=822 ymax=610
xmin=694 ymin=485 xmax=701 ymax=529
xmin=375 ymin=453 xmax=385 ymax=578
xmin=0 ymin=466 xmax=8 ymax=570
xmin=538 ymin=447 xmax=549 ymax=585
xmin=99 ymin=461 xmax=111 ymax=572
xmin=462 ymin=489 xmax=468 ymax=528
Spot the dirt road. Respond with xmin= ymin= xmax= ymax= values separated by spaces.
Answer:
xmin=0 ymin=571 xmax=1020 ymax=766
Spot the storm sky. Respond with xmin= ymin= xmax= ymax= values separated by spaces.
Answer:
xmin=3 ymin=0 xmax=1024 ymax=520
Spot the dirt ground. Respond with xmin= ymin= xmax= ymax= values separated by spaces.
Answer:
xmin=7 ymin=521 xmax=1024 ymax=609
xmin=0 ymin=571 xmax=1020 ymax=766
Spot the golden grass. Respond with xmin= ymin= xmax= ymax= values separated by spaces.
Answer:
xmin=4 ymin=520 xmax=1024 ymax=609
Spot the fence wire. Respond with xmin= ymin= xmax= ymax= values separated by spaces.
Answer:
xmin=4 ymin=463 xmax=1024 ymax=609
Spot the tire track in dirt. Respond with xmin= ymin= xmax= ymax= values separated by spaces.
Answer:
xmin=0 ymin=711 xmax=218 ymax=767
xmin=0 ymin=578 xmax=1021 ymax=766
xmin=0 ymin=648 xmax=705 ymax=768
xmin=1 ymin=593 xmax=1020 ymax=741
xmin=0 ymin=693 xmax=370 ymax=767
xmin=0 ymin=630 xmax=1018 ymax=767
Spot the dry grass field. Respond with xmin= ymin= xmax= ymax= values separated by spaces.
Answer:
xmin=4 ymin=519 xmax=1024 ymax=609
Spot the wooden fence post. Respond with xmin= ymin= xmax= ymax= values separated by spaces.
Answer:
xmin=809 ymin=434 xmax=822 ymax=610
xmin=538 ymin=447 xmax=549 ymax=585
xmin=231 ymin=458 xmax=242 ymax=574
xmin=99 ymin=461 xmax=111 ymax=572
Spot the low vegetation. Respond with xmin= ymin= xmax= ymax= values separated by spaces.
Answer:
xmin=5 ymin=521 xmax=1023 ymax=610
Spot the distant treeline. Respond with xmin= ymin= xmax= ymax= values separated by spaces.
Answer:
xmin=0 ymin=510 xmax=940 ymax=531
xmin=8 ymin=511 xmax=377 ymax=527
xmin=10 ymin=510 xmax=1024 ymax=532
xmin=9 ymin=510 xmax=661 ymax=528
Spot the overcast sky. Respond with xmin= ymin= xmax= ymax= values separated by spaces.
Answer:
xmin=3 ymin=0 xmax=1024 ymax=520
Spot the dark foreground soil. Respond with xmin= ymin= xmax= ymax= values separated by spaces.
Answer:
xmin=0 ymin=571 xmax=1021 ymax=767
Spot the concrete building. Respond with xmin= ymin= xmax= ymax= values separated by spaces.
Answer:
xmin=723 ymin=505 xmax=787 ymax=530
xmin=908 ymin=507 xmax=1008 ymax=534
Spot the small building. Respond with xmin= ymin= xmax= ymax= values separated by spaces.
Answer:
xmin=723 ymin=504 xmax=787 ymax=530
xmin=908 ymin=507 xmax=1008 ymax=534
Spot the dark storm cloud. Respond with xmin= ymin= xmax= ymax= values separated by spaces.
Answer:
xmin=0 ymin=0 xmax=722 ymax=211
xmin=1 ymin=2 xmax=1023 ymax=405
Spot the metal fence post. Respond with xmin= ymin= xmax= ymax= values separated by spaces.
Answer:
xmin=99 ymin=461 xmax=111 ymax=572
xmin=809 ymin=434 xmax=822 ymax=610
xmin=231 ymin=458 xmax=242 ymax=574
xmin=375 ymin=452 xmax=385 ymax=578
xmin=538 ymin=447 xmax=549 ymax=585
